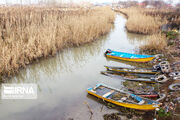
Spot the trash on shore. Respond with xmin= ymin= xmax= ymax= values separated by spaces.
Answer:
xmin=103 ymin=113 xmax=122 ymax=120
xmin=169 ymin=72 xmax=180 ymax=80
xmin=87 ymin=49 xmax=179 ymax=119
xmin=169 ymin=83 xmax=180 ymax=91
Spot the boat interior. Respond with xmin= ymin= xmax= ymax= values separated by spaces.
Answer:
xmin=92 ymin=85 xmax=158 ymax=105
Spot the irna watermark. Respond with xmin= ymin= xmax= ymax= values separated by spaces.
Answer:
xmin=1 ymin=84 xmax=37 ymax=99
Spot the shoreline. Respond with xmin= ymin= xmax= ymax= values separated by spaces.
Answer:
xmin=115 ymin=8 xmax=179 ymax=58
xmin=114 ymin=7 xmax=180 ymax=119
xmin=0 ymin=6 xmax=115 ymax=78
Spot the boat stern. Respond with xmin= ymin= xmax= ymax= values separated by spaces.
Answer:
xmin=104 ymin=49 xmax=112 ymax=56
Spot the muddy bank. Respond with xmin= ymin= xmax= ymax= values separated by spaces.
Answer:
xmin=111 ymin=8 xmax=180 ymax=120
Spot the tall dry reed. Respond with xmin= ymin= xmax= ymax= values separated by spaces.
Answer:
xmin=140 ymin=33 xmax=167 ymax=53
xmin=116 ymin=7 xmax=168 ymax=53
xmin=119 ymin=7 xmax=167 ymax=34
xmin=0 ymin=6 xmax=115 ymax=76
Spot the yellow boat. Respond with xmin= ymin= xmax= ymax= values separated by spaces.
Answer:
xmin=87 ymin=83 xmax=161 ymax=111
xmin=105 ymin=49 xmax=155 ymax=62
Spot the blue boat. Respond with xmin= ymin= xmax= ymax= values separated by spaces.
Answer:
xmin=105 ymin=49 xmax=155 ymax=62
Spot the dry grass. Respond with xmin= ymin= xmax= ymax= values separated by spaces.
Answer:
xmin=145 ymin=8 xmax=180 ymax=21
xmin=0 ymin=6 xmax=115 ymax=76
xmin=119 ymin=7 xmax=167 ymax=34
xmin=116 ymin=7 xmax=169 ymax=53
xmin=140 ymin=33 xmax=167 ymax=53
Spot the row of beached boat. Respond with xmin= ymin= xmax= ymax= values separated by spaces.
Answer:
xmin=87 ymin=49 xmax=169 ymax=111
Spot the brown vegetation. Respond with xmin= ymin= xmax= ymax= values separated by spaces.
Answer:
xmin=145 ymin=8 xmax=180 ymax=24
xmin=0 ymin=6 xmax=115 ymax=76
xmin=116 ymin=7 xmax=180 ymax=54
xmin=140 ymin=33 xmax=167 ymax=53
xmin=118 ymin=7 xmax=167 ymax=34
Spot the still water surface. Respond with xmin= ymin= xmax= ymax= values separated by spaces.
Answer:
xmin=0 ymin=15 xmax=148 ymax=120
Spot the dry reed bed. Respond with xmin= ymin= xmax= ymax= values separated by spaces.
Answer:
xmin=0 ymin=6 xmax=115 ymax=76
xmin=116 ymin=7 xmax=169 ymax=53
xmin=144 ymin=8 xmax=180 ymax=22
xmin=140 ymin=33 xmax=167 ymax=53
xmin=119 ymin=7 xmax=167 ymax=34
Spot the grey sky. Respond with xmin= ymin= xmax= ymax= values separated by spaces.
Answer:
xmin=0 ymin=0 xmax=179 ymax=5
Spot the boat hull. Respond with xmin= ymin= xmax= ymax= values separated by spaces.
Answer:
xmin=101 ymin=71 xmax=156 ymax=83
xmin=138 ymin=94 xmax=159 ymax=98
xmin=106 ymin=54 xmax=155 ymax=62
xmin=87 ymin=90 xmax=160 ymax=111
xmin=105 ymin=66 xmax=157 ymax=75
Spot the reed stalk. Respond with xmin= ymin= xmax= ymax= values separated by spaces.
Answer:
xmin=0 ymin=6 xmax=115 ymax=76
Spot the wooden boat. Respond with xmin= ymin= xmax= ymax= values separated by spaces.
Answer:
xmin=87 ymin=83 xmax=161 ymax=110
xmin=127 ymin=88 xmax=159 ymax=98
xmin=134 ymin=93 xmax=159 ymax=98
xmin=105 ymin=66 xmax=159 ymax=75
xmin=105 ymin=49 xmax=155 ymax=62
xmin=101 ymin=71 xmax=157 ymax=83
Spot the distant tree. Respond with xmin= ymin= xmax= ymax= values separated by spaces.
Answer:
xmin=142 ymin=0 xmax=168 ymax=8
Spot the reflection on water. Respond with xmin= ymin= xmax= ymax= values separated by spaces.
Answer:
xmin=4 ymin=35 xmax=108 ymax=84
xmin=0 ymin=15 xmax=148 ymax=120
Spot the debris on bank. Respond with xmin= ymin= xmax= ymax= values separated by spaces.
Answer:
xmin=86 ymin=49 xmax=180 ymax=119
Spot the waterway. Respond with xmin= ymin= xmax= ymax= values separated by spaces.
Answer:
xmin=0 ymin=14 xmax=148 ymax=120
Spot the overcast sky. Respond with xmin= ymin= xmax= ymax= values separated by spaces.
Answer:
xmin=0 ymin=0 xmax=179 ymax=5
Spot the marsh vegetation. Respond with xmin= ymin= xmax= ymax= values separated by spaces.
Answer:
xmin=116 ymin=7 xmax=179 ymax=55
xmin=0 ymin=6 xmax=115 ymax=76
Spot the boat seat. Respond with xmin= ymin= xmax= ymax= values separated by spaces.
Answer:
xmin=138 ymin=100 xmax=145 ymax=105
xmin=117 ymin=97 xmax=127 ymax=102
xmin=117 ymin=100 xmax=122 ymax=102
xmin=121 ymin=97 xmax=127 ymax=102
xmin=102 ymin=90 xmax=114 ymax=98
xmin=90 ymin=89 xmax=96 ymax=93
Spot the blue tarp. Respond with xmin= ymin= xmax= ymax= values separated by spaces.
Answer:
xmin=107 ymin=51 xmax=154 ymax=59
xmin=130 ymin=94 xmax=143 ymax=102
xmin=130 ymin=94 xmax=159 ymax=104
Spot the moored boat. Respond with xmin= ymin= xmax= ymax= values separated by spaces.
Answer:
xmin=101 ymin=71 xmax=157 ymax=83
xmin=105 ymin=49 xmax=155 ymax=62
xmin=87 ymin=83 xmax=161 ymax=110
xmin=134 ymin=94 xmax=159 ymax=98
xmin=127 ymin=88 xmax=159 ymax=98
xmin=105 ymin=66 xmax=160 ymax=75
